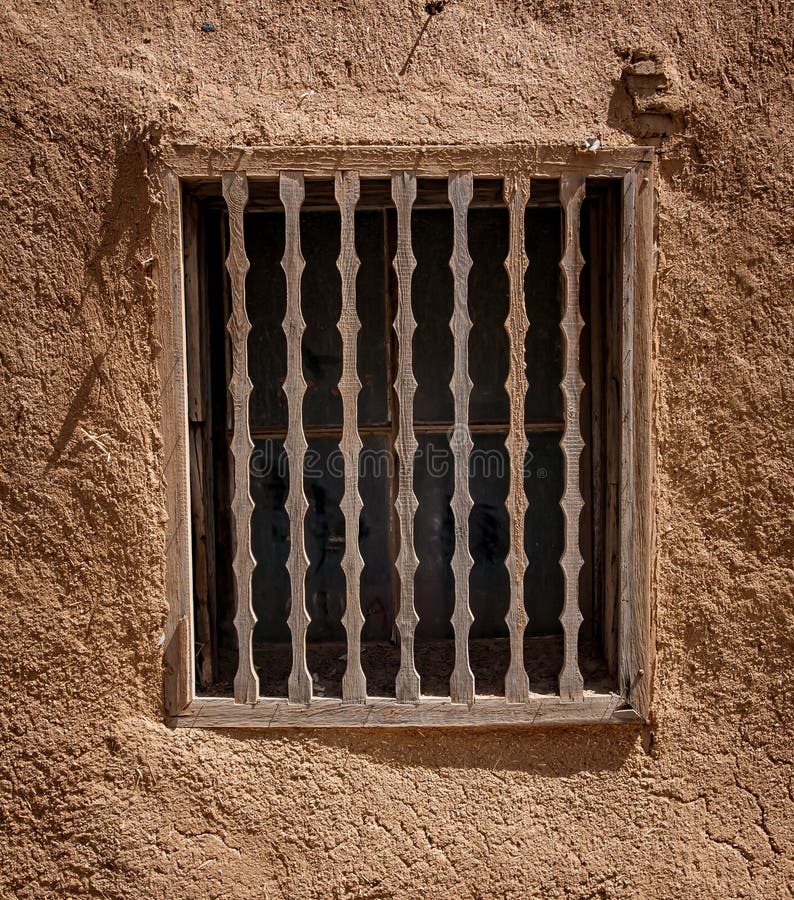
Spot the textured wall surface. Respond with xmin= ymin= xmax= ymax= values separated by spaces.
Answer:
xmin=1 ymin=1 xmax=792 ymax=896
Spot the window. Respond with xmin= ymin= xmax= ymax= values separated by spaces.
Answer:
xmin=156 ymin=146 xmax=654 ymax=728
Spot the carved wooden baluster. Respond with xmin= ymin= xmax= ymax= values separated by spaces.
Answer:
xmin=392 ymin=171 xmax=421 ymax=702
xmin=280 ymin=171 xmax=312 ymax=705
xmin=221 ymin=172 xmax=259 ymax=705
xmin=558 ymin=172 xmax=587 ymax=702
xmin=335 ymin=171 xmax=366 ymax=703
xmin=448 ymin=171 xmax=475 ymax=704
xmin=503 ymin=175 xmax=531 ymax=703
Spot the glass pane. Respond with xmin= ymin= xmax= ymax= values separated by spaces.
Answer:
xmin=523 ymin=430 xmax=564 ymax=633
xmin=468 ymin=208 xmax=509 ymax=423
xmin=466 ymin=206 xmax=564 ymax=424
xmin=414 ymin=432 xmax=454 ymax=640
xmin=469 ymin=430 xmax=564 ymax=638
xmin=246 ymin=212 xmax=287 ymax=430
xmin=300 ymin=212 xmax=343 ymax=428
xmin=358 ymin=435 xmax=395 ymax=641
xmin=246 ymin=206 xmax=388 ymax=430
xmin=524 ymin=206 xmax=564 ymax=421
xmin=249 ymin=435 xmax=393 ymax=646
xmin=469 ymin=432 xmax=509 ymax=638
xmin=250 ymin=436 xmax=290 ymax=643
xmin=412 ymin=210 xmax=454 ymax=423
xmin=355 ymin=209 xmax=389 ymax=427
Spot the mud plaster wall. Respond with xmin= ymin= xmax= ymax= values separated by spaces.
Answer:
xmin=0 ymin=1 xmax=792 ymax=897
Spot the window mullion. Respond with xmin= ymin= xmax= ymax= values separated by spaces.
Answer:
xmin=221 ymin=172 xmax=259 ymax=705
xmin=391 ymin=171 xmax=421 ymax=702
xmin=335 ymin=171 xmax=367 ymax=703
xmin=503 ymin=174 xmax=532 ymax=703
xmin=558 ymin=172 xmax=587 ymax=702
xmin=448 ymin=171 xmax=476 ymax=704
xmin=280 ymin=171 xmax=312 ymax=706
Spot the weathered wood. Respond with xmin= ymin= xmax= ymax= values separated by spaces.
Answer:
xmin=156 ymin=168 xmax=194 ymax=714
xmin=211 ymin=210 xmax=237 ymax=687
xmin=184 ymin=196 xmax=218 ymax=689
xmin=621 ymin=164 xmax=655 ymax=720
xmin=578 ymin=218 xmax=594 ymax=640
xmin=618 ymin=168 xmax=636 ymax=705
xmin=447 ymin=171 xmax=475 ymax=704
xmin=502 ymin=175 xmax=531 ymax=703
xmin=385 ymin=209 xmax=401 ymax=647
xmin=231 ymin=179 xmax=562 ymax=213
xmin=558 ymin=173 xmax=587 ymax=702
xmin=221 ymin=172 xmax=259 ymax=705
xmin=588 ymin=197 xmax=606 ymax=652
xmin=169 ymin=692 xmax=642 ymax=730
xmin=220 ymin=216 xmax=234 ymax=436
xmin=188 ymin=432 xmax=212 ymax=686
xmin=603 ymin=184 xmax=621 ymax=676
xmin=159 ymin=151 xmax=656 ymax=724
xmin=168 ymin=144 xmax=654 ymax=180
xmin=335 ymin=171 xmax=367 ymax=703
xmin=184 ymin=197 xmax=205 ymax=424
xmin=280 ymin=171 xmax=312 ymax=706
xmin=391 ymin=171 xmax=421 ymax=702
xmin=248 ymin=420 xmax=565 ymax=439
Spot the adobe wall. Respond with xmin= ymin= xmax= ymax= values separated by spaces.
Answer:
xmin=1 ymin=1 xmax=791 ymax=896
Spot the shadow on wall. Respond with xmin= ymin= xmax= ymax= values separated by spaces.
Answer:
xmin=210 ymin=724 xmax=646 ymax=776
xmin=46 ymin=126 xmax=156 ymax=471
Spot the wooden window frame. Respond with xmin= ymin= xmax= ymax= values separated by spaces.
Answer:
xmin=154 ymin=145 xmax=655 ymax=729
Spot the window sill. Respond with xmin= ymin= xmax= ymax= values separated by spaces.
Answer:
xmin=169 ymin=693 xmax=644 ymax=729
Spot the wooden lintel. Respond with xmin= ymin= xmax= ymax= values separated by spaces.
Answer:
xmin=166 ymin=144 xmax=653 ymax=180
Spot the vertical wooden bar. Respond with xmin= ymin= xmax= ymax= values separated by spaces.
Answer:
xmin=335 ymin=171 xmax=366 ymax=703
xmin=503 ymin=174 xmax=531 ymax=704
xmin=184 ymin=195 xmax=216 ymax=689
xmin=391 ymin=171 xmax=421 ymax=702
xmin=221 ymin=172 xmax=259 ymax=705
xmin=618 ymin=165 xmax=656 ymax=715
xmin=447 ymin=171 xmax=475 ymax=704
xmin=588 ymin=196 xmax=605 ymax=650
xmin=623 ymin=163 xmax=655 ymax=719
xmin=603 ymin=185 xmax=621 ymax=676
xmin=280 ymin=171 xmax=312 ymax=705
xmin=618 ymin=168 xmax=636 ymax=702
xmin=558 ymin=173 xmax=587 ymax=702
xmin=385 ymin=211 xmax=401 ymax=643
xmin=157 ymin=169 xmax=194 ymax=714
xmin=578 ymin=208 xmax=594 ymax=641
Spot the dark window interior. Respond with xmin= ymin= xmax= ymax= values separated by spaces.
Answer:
xmin=186 ymin=176 xmax=623 ymax=699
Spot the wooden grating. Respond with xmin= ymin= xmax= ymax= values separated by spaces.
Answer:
xmin=160 ymin=145 xmax=654 ymax=728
